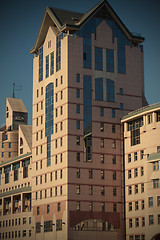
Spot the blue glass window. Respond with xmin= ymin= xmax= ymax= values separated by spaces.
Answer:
xmin=120 ymin=103 xmax=123 ymax=110
xmin=9 ymin=142 xmax=11 ymax=148
xmin=106 ymin=49 xmax=114 ymax=72
xmin=112 ymin=109 xmax=115 ymax=118
xmin=76 ymin=120 xmax=80 ymax=129
xmin=4 ymin=165 xmax=11 ymax=184
xmin=120 ymin=88 xmax=123 ymax=95
xmin=83 ymin=75 xmax=92 ymax=134
xmin=50 ymin=52 xmax=54 ymax=75
xmin=100 ymin=107 xmax=104 ymax=116
xmin=76 ymin=17 xmax=102 ymax=69
xmin=23 ymin=159 xmax=30 ymax=178
xmin=8 ymin=152 xmax=11 ymax=158
xmin=45 ymin=83 xmax=54 ymax=137
xmin=76 ymin=105 xmax=80 ymax=114
xmin=45 ymin=83 xmax=54 ymax=167
xmin=76 ymin=74 xmax=80 ymax=83
xmin=95 ymin=78 xmax=103 ymax=101
xmin=47 ymin=136 xmax=51 ymax=167
xmin=2 ymin=152 xmax=4 ymax=157
xmin=46 ymin=55 xmax=49 ymax=78
xmin=95 ymin=47 xmax=103 ymax=71
xmin=38 ymin=46 xmax=43 ymax=82
xmin=76 ymin=89 xmax=80 ymax=98
xmin=13 ymin=162 xmax=20 ymax=181
xmin=107 ymin=79 xmax=115 ymax=102
xmin=2 ymin=143 xmax=4 ymax=148
xmin=56 ymin=33 xmax=63 ymax=72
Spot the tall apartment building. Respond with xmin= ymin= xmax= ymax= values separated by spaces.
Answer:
xmin=0 ymin=98 xmax=32 ymax=239
xmin=122 ymin=104 xmax=160 ymax=240
xmin=30 ymin=0 xmax=145 ymax=239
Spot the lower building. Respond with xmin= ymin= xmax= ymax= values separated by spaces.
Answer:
xmin=122 ymin=103 xmax=160 ymax=240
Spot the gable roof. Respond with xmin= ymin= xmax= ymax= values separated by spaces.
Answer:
xmin=30 ymin=0 xmax=144 ymax=54
xmin=7 ymin=98 xmax=27 ymax=113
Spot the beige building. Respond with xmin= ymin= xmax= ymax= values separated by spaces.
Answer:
xmin=30 ymin=0 xmax=145 ymax=239
xmin=122 ymin=103 xmax=160 ymax=240
xmin=0 ymin=98 xmax=32 ymax=239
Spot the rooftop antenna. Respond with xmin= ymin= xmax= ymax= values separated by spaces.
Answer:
xmin=12 ymin=82 xmax=22 ymax=98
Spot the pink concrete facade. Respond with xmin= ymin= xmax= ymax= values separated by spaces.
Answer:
xmin=122 ymin=104 xmax=160 ymax=240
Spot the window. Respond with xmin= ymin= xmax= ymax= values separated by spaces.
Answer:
xmin=101 ymin=186 xmax=105 ymax=195
xmin=76 ymin=120 xmax=80 ymax=129
xmin=120 ymin=103 xmax=123 ymax=110
xmin=153 ymin=161 xmax=159 ymax=171
xmin=149 ymin=197 xmax=153 ymax=207
xmin=77 ymin=202 xmax=80 ymax=211
xmin=129 ymin=219 xmax=132 ymax=228
xmin=141 ymin=183 xmax=144 ymax=193
xmin=112 ymin=140 xmax=116 ymax=149
xmin=128 ymin=186 xmax=132 ymax=195
xmin=141 ymin=167 xmax=144 ymax=176
xmin=47 ymin=205 xmax=50 ymax=214
xmin=60 ymin=106 xmax=63 ymax=115
xmin=89 ymin=202 xmax=93 ymax=211
xmin=77 ymin=169 xmax=80 ymax=178
xmin=119 ymin=88 xmax=123 ymax=95
xmin=112 ymin=155 xmax=116 ymax=164
xmin=135 ymin=218 xmax=139 ymax=227
xmin=142 ymin=217 xmax=145 ymax=227
xmin=37 ymin=207 xmax=40 ymax=215
xmin=8 ymin=152 xmax=11 ymax=157
xmin=148 ymin=114 xmax=152 ymax=124
xmin=60 ymin=137 xmax=62 ymax=147
xmin=29 ymin=217 xmax=31 ymax=224
xmin=46 ymin=55 xmax=49 ymax=78
xmin=101 ymin=170 xmax=104 ymax=179
xmin=129 ymin=118 xmax=143 ymax=146
xmin=128 ymin=154 xmax=131 ymax=163
xmin=38 ymin=46 xmax=43 ymax=82
xmin=76 ymin=105 xmax=80 ymax=114
xmin=101 ymin=202 xmax=105 ymax=212
xmin=40 ymin=160 xmax=42 ymax=169
xmin=95 ymin=47 xmax=103 ymax=70
xmin=113 ymin=203 xmax=117 ymax=212
xmin=153 ymin=179 xmax=159 ymax=188
xmin=23 ymin=230 xmax=26 ymax=237
xmin=55 ymin=171 xmax=57 ymax=180
xmin=60 ymin=122 xmax=63 ymax=131
xmin=140 ymin=150 xmax=144 ymax=159
xmin=129 ymin=202 xmax=132 ymax=211
xmin=134 ymin=152 xmax=137 ymax=161
xmin=76 ymin=136 xmax=80 ymax=145
xmin=100 ymin=107 xmax=104 ymax=116
xmin=100 ymin=122 xmax=104 ymax=132
xmin=77 ymin=185 xmax=80 ymax=194
xmin=113 ymin=188 xmax=117 ymax=196
xmin=77 ymin=152 xmax=80 ymax=162
xmin=107 ymin=79 xmax=115 ymax=102
xmin=135 ymin=201 xmax=139 ymax=210
xmin=58 ymin=202 xmax=61 ymax=212
xmin=50 ymin=188 xmax=52 ymax=197
xmin=141 ymin=200 xmax=145 ymax=210
xmin=76 ymin=89 xmax=80 ymax=98
xmin=60 ymin=153 xmax=63 ymax=162
xmin=135 ymin=185 xmax=138 ymax=194
xmin=157 ymin=196 xmax=160 ymax=206
xmin=41 ymin=87 xmax=43 ymax=95
xmin=60 ymin=91 xmax=63 ymax=100
xmin=40 ymin=191 xmax=42 ymax=199
xmin=9 ymin=143 xmax=11 ymax=148
xmin=158 ymin=214 xmax=160 ymax=224
xmin=113 ymin=171 xmax=116 ymax=180
xmin=55 ymin=187 xmax=57 ymax=196
xmin=41 ymin=116 xmax=43 ymax=124
xmin=112 ymin=124 xmax=116 ymax=133
xmin=89 ymin=185 xmax=93 ymax=195
xmin=76 ymin=74 xmax=80 ymax=83
xmin=89 ymin=169 xmax=93 ymax=179
xmin=23 ymin=217 xmax=26 ymax=224
xmin=149 ymin=215 xmax=154 ymax=225
xmin=56 ymin=78 xmax=58 ymax=87
xmin=106 ymin=49 xmax=114 ymax=72
xmin=128 ymin=170 xmax=131 ymax=179
xmin=134 ymin=168 xmax=138 ymax=177
xmin=56 ymin=93 xmax=58 ymax=102
xmin=95 ymin=78 xmax=103 ymax=100
xmin=101 ymin=154 xmax=104 ymax=163
xmin=101 ymin=139 xmax=104 ymax=148
xmin=60 ymin=186 xmax=62 ymax=195
xmin=60 ymin=170 xmax=62 ymax=179
xmin=112 ymin=109 xmax=115 ymax=118
xmin=61 ymin=76 xmax=63 ymax=84
xmin=50 ymin=52 xmax=54 ymax=75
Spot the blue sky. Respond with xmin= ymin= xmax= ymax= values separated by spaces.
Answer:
xmin=0 ymin=0 xmax=160 ymax=127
